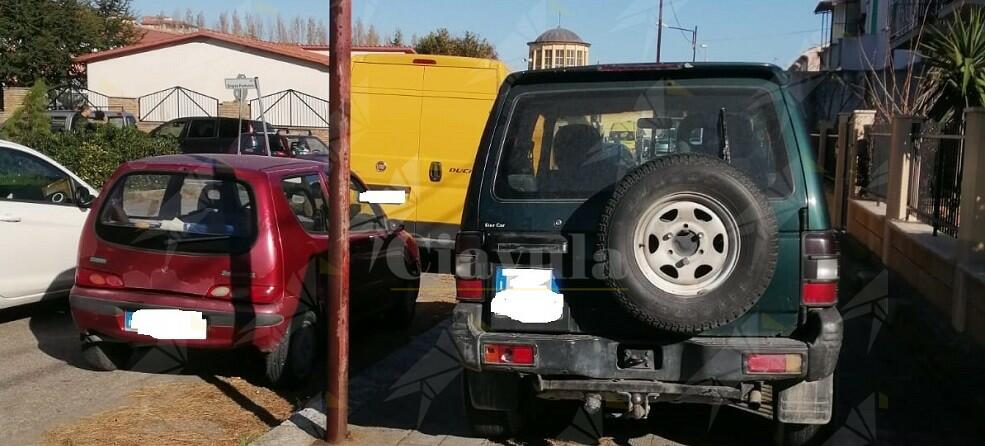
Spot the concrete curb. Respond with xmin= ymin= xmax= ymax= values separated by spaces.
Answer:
xmin=252 ymin=320 xmax=452 ymax=445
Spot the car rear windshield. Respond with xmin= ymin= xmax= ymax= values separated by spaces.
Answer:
xmin=494 ymin=79 xmax=795 ymax=200
xmin=96 ymin=173 xmax=256 ymax=254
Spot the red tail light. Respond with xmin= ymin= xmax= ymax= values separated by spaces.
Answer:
xmin=802 ymin=231 xmax=839 ymax=307
xmin=745 ymin=353 xmax=803 ymax=374
xmin=76 ymin=267 xmax=124 ymax=289
xmin=455 ymin=232 xmax=488 ymax=301
xmin=483 ymin=343 xmax=536 ymax=366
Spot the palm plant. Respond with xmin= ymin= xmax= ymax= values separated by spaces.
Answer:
xmin=920 ymin=9 xmax=985 ymax=130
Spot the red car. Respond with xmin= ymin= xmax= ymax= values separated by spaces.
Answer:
xmin=70 ymin=154 xmax=420 ymax=385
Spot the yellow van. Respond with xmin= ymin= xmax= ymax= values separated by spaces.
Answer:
xmin=351 ymin=54 xmax=508 ymax=250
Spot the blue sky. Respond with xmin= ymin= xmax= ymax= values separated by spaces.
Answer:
xmin=132 ymin=0 xmax=825 ymax=71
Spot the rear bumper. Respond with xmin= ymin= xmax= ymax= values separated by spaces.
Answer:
xmin=70 ymin=287 xmax=289 ymax=352
xmin=452 ymin=302 xmax=842 ymax=388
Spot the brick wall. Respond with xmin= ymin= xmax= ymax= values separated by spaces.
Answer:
xmin=0 ymin=87 xmax=31 ymax=125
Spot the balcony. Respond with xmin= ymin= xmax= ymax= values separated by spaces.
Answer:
xmin=891 ymin=0 xmax=985 ymax=48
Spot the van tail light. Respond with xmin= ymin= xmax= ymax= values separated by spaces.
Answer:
xmin=483 ymin=343 xmax=536 ymax=366
xmin=802 ymin=231 xmax=839 ymax=307
xmin=745 ymin=353 xmax=803 ymax=374
xmin=77 ymin=267 xmax=124 ymax=289
xmin=455 ymin=232 xmax=488 ymax=302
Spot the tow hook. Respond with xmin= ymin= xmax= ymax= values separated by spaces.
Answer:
xmin=617 ymin=392 xmax=656 ymax=420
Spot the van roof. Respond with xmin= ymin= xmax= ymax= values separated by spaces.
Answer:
xmin=128 ymin=154 xmax=323 ymax=174
xmin=506 ymin=62 xmax=788 ymax=86
xmin=352 ymin=53 xmax=506 ymax=70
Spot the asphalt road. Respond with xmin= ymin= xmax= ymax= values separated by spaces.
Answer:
xmin=0 ymin=274 xmax=456 ymax=446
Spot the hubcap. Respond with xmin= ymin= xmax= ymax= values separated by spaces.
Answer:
xmin=632 ymin=193 xmax=740 ymax=296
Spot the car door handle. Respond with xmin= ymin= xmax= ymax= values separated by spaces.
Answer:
xmin=429 ymin=161 xmax=442 ymax=182
xmin=0 ymin=215 xmax=22 ymax=223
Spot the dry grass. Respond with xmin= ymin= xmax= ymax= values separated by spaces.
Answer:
xmin=43 ymin=377 xmax=295 ymax=446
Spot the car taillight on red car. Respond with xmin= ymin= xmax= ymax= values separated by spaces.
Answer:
xmin=455 ymin=231 xmax=488 ymax=302
xmin=76 ymin=267 xmax=124 ymax=289
xmin=802 ymin=231 xmax=839 ymax=306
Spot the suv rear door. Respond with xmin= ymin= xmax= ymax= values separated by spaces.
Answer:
xmin=468 ymin=75 xmax=809 ymax=337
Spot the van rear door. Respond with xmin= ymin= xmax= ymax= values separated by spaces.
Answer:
xmin=417 ymin=63 xmax=502 ymax=247
xmin=351 ymin=60 xmax=424 ymax=236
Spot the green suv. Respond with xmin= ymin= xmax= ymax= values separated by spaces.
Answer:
xmin=452 ymin=63 xmax=842 ymax=445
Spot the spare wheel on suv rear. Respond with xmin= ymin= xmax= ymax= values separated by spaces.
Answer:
xmin=599 ymin=154 xmax=778 ymax=334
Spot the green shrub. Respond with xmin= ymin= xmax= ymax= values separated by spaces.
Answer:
xmin=0 ymin=80 xmax=51 ymax=141
xmin=18 ymin=125 xmax=180 ymax=189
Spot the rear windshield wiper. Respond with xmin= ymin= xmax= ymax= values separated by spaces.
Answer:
xmin=165 ymin=235 xmax=233 ymax=245
xmin=717 ymin=107 xmax=731 ymax=164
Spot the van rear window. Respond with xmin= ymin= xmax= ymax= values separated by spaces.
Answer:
xmin=96 ymin=173 xmax=256 ymax=254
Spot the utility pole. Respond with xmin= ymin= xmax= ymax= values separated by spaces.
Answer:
xmin=692 ymin=26 xmax=698 ymax=62
xmin=325 ymin=0 xmax=351 ymax=443
xmin=656 ymin=0 xmax=664 ymax=62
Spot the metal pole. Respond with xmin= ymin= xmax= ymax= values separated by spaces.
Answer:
xmin=689 ymin=27 xmax=694 ymax=62
xmin=236 ymin=100 xmax=243 ymax=155
xmin=656 ymin=0 xmax=664 ymax=62
xmin=254 ymin=77 xmax=271 ymax=156
xmin=325 ymin=0 xmax=351 ymax=443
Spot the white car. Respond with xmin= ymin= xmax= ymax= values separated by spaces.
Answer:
xmin=0 ymin=139 xmax=97 ymax=310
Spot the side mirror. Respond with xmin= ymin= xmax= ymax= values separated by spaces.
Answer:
xmin=75 ymin=187 xmax=95 ymax=209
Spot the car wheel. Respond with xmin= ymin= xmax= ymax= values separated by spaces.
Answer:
xmin=386 ymin=277 xmax=419 ymax=330
xmin=598 ymin=154 xmax=779 ymax=333
xmin=774 ymin=422 xmax=826 ymax=446
xmin=265 ymin=311 xmax=317 ymax=387
xmin=462 ymin=371 xmax=524 ymax=439
xmin=81 ymin=336 xmax=131 ymax=371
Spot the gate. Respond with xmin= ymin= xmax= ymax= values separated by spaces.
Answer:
xmin=48 ymin=85 xmax=110 ymax=111
xmin=138 ymin=87 xmax=218 ymax=122
xmin=250 ymin=90 xmax=329 ymax=128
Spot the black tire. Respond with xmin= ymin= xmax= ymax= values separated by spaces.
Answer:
xmin=81 ymin=337 xmax=130 ymax=371
xmin=385 ymin=277 xmax=419 ymax=330
xmin=264 ymin=311 xmax=317 ymax=387
xmin=599 ymin=154 xmax=778 ymax=333
xmin=774 ymin=422 xmax=825 ymax=446
xmin=462 ymin=371 xmax=524 ymax=438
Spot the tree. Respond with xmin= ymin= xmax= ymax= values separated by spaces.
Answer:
xmin=0 ymin=80 xmax=51 ymax=143
xmin=306 ymin=18 xmax=318 ymax=45
xmin=217 ymin=12 xmax=229 ymax=33
xmin=390 ymin=29 xmax=405 ymax=46
xmin=353 ymin=19 xmax=367 ymax=45
xmin=231 ymin=10 xmax=242 ymax=36
xmin=414 ymin=28 xmax=498 ymax=59
xmin=366 ymin=25 xmax=381 ymax=46
xmin=291 ymin=16 xmax=304 ymax=44
xmin=184 ymin=8 xmax=194 ymax=26
xmin=195 ymin=11 xmax=206 ymax=29
xmin=921 ymin=10 xmax=985 ymax=129
xmin=0 ymin=0 xmax=139 ymax=86
xmin=275 ymin=15 xmax=288 ymax=42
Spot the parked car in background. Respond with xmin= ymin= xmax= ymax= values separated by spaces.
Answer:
xmin=229 ymin=131 xmax=329 ymax=159
xmin=149 ymin=117 xmax=269 ymax=153
xmin=0 ymin=139 xmax=97 ymax=310
xmin=453 ymin=63 xmax=841 ymax=446
xmin=47 ymin=110 xmax=137 ymax=132
xmin=70 ymin=154 xmax=420 ymax=386
xmin=351 ymin=54 xmax=508 ymax=251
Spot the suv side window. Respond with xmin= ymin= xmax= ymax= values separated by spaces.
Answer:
xmin=349 ymin=180 xmax=386 ymax=232
xmin=187 ymin=119 xmax=218 ymax=139
xmin=155 ymin=120 xmax=187 ymax=138
xmin=0 ymin=148 xmax=75 ymax=205
xmin=281 ymin=174 xmax=327 ymax=233
xmin=218 ymin=119 xmax=242 ymax=138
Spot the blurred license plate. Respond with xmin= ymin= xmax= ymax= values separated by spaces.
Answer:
xmin=124 ymin=309 xmax=207 ymax=340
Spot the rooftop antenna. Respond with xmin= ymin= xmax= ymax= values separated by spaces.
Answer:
xmin=558 ymin=11 xmax=561 ymax=27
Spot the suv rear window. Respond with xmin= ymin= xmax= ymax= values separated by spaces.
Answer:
xmin=96 ymin=173 xmax=256 ymax=254
xmin=494 ymin=79 xmax=794 ymax=200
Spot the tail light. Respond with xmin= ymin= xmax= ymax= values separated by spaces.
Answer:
xmin=455 ymin=232 xmax=488 ymax=301
xmin=745 ymin=353 xmax=803 ymax=374
xmin=482 ymin=343 xmax=536 ymax=366
xmin=205 ymin=284 xmax=279 ymax=302
xmin=76 ymin=267 xmax=124 ymax=289
xmin=802 ymin=231 xmax=839 ymax=306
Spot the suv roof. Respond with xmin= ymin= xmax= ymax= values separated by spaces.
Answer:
xmin=506 ymin=62 xmax=789 ymax=86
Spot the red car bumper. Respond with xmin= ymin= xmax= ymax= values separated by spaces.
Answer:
xmin=70 ymin=286 xmax=291 ymax=352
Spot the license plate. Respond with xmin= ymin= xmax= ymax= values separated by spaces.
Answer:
xmin=491 ymin=268 xmax=563 ymax=324
xmin=124 ymin=309 xmax=207 ymax=340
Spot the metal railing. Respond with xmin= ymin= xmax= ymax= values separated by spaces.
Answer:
xmin=249 ymin=90 xmax=329 ymax=128
xmin=48 ymin=85 xmax=110 ymax=111
xmin=906 ymin=123 xmax=963 ymax=237
xmin=890 ymin=0 xmax=941 ymax=41
xmin=138 ymin=87 xmax=218 ymax=122
xmin=856 ymin=124 xmax=892 ymax=201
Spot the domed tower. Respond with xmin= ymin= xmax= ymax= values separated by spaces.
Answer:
xmin=527 ymin=27 xmax=591 ymax=70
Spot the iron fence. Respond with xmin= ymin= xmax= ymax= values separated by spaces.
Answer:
xmin=48 ymin=85 xmax=110 ymax=111
xmin=138 ymin=87 xmax=218 ymax=122
xmin=249 ymin=90 xmax=329 ymax=128
xmin=856 ymin=124 xmax=892 ymax=201
xmin=906 ymin=123 xmax=963 ymax=237
xmin=890 ymin=0 xmax=942 ymax=41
